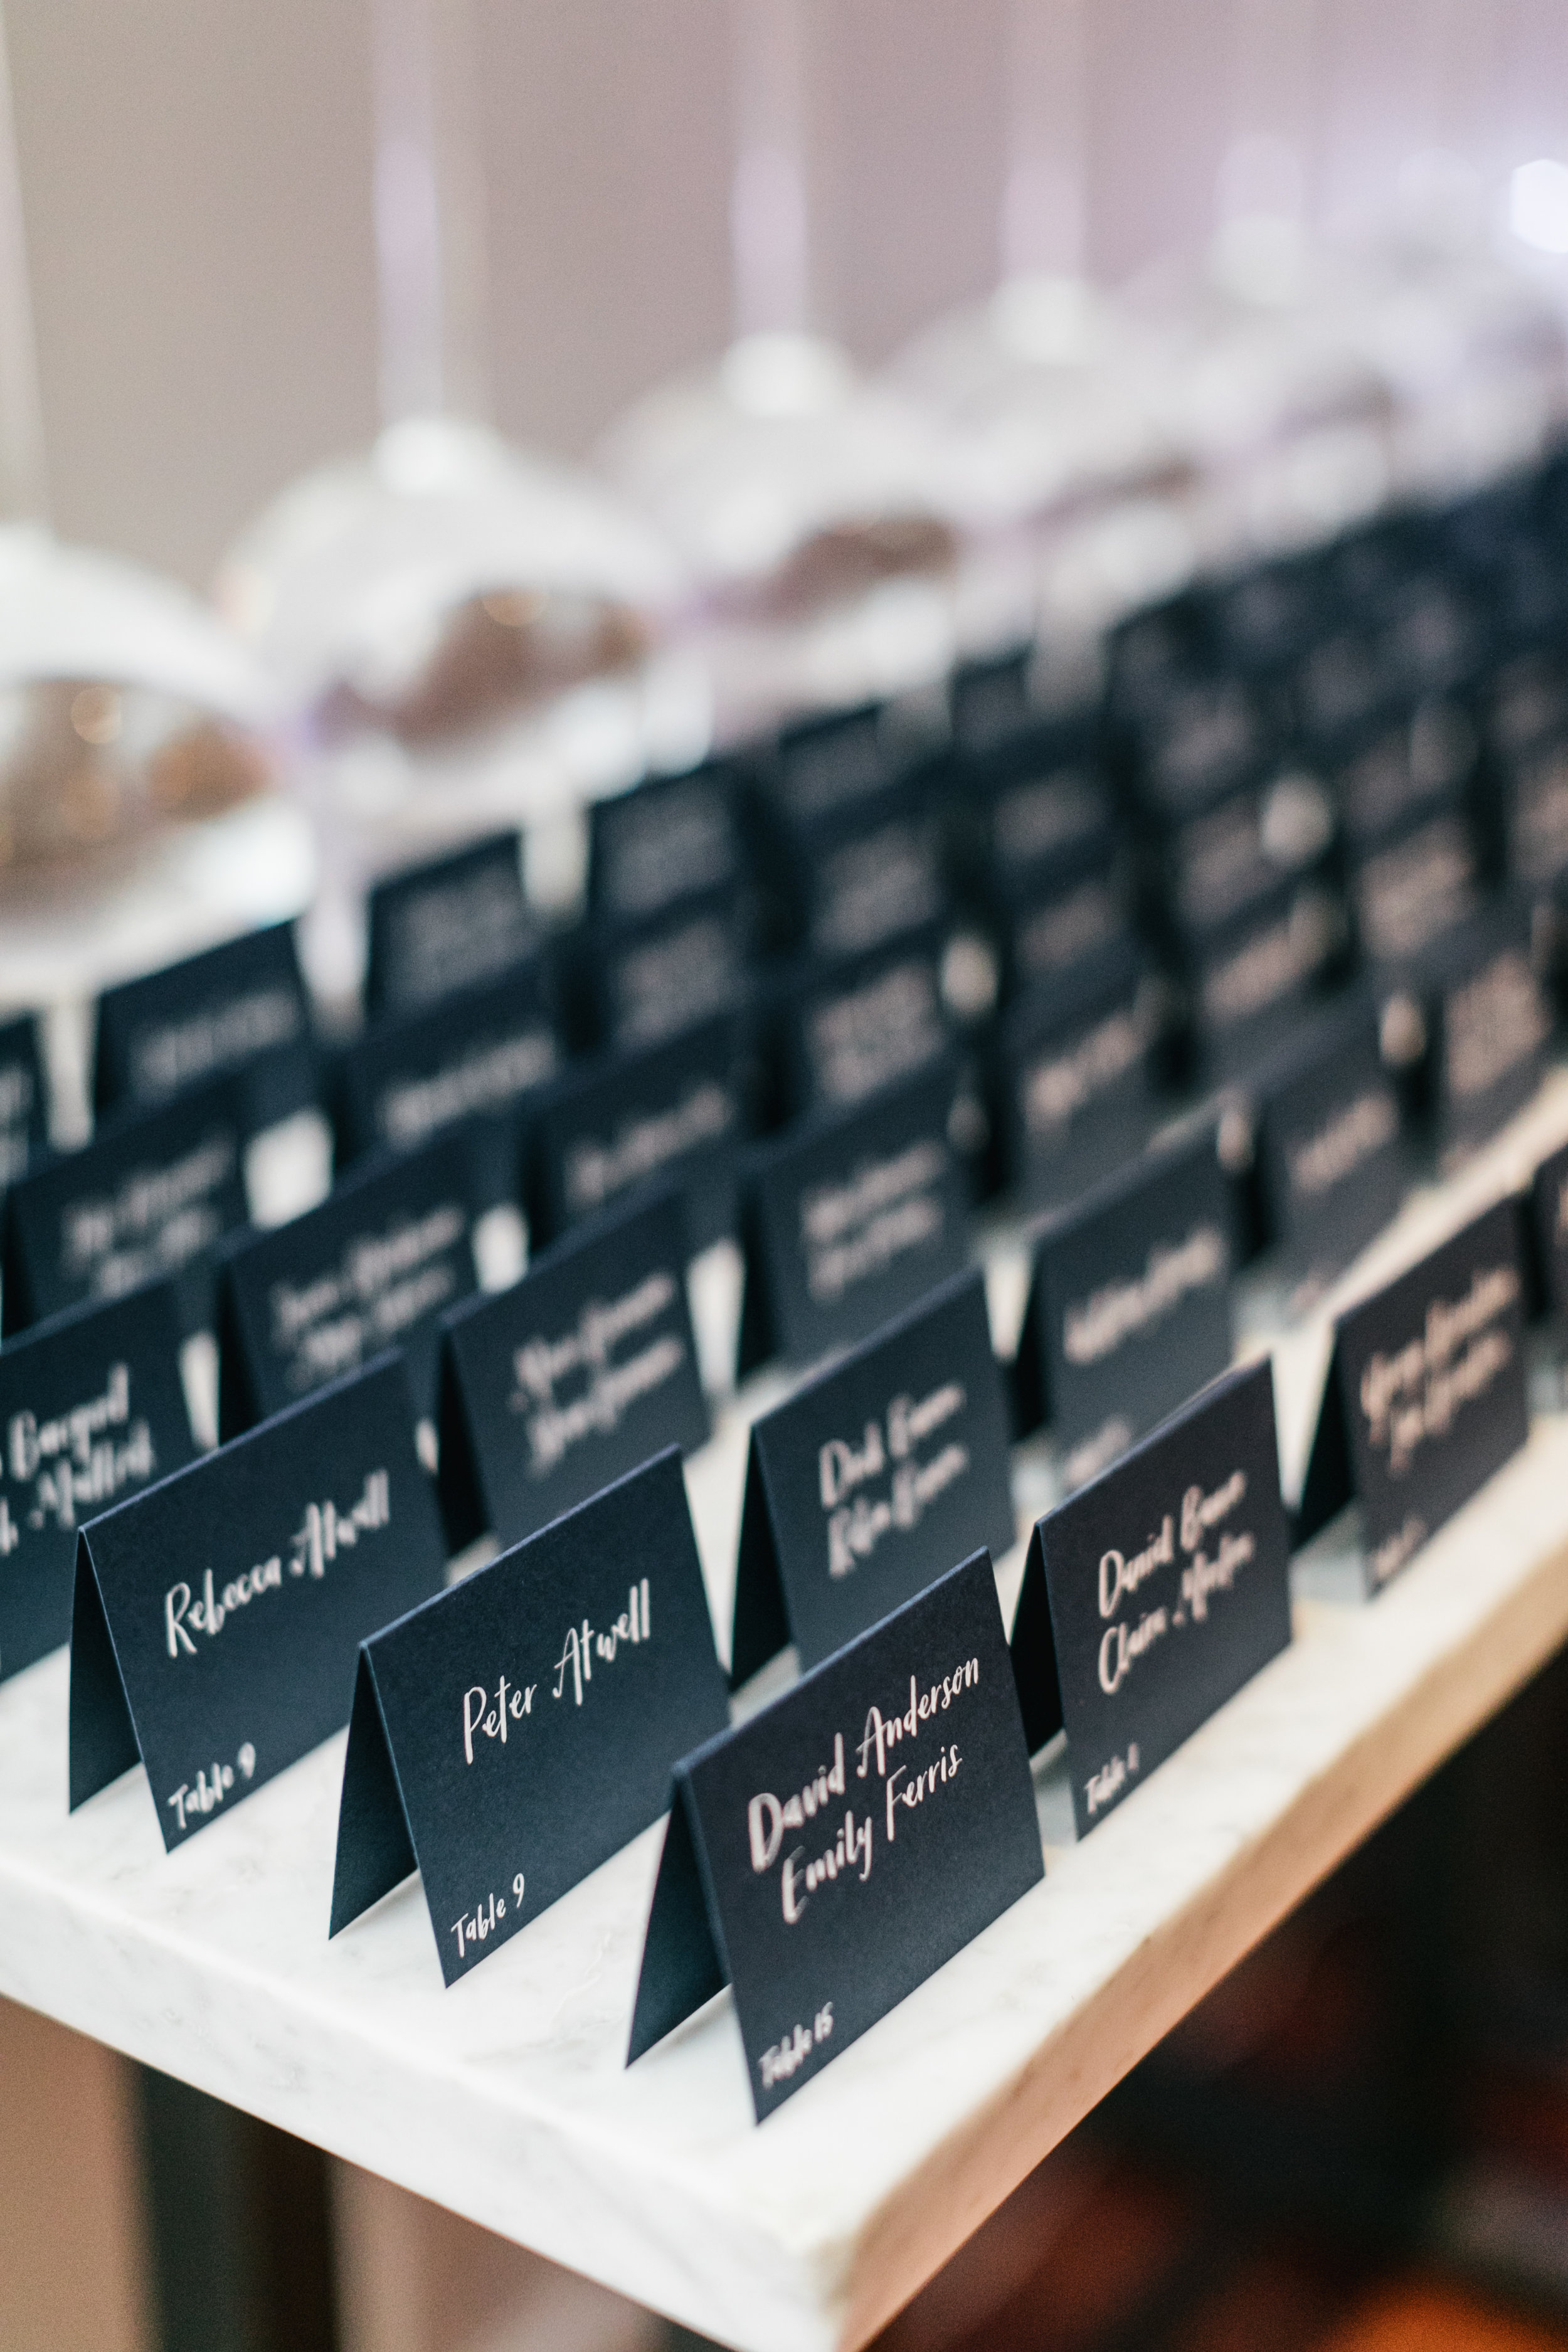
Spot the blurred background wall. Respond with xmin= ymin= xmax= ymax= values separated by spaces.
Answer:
xmin=8 ymin=0 xmax=1568 ymax=593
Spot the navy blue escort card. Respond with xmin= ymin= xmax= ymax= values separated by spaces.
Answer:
xmin=1530 ymin=1139 xmax=1568 ymax=1327
xmin=595 ymin=893 xmax=750 ymax=1052
xmin=738 ymin=1059 xmax=969 ymax=1374
xmin=335 ymin=953 xmax=560 ymax=1168
xmin=994 ymin=940 xmax=1157 ymax=1210
xmin=216 ymin=1126 xmax=485 ymax=1437
xmin=1014 ymin=1128 xmax=1235 ymax=1486
xmin=1182 ymin=878 xmax=1345 ymax=1084
xmin=2 ymin=1075 xmax=249 ymax=1339
xmin=798 ymin=800 xmax=946 ymax=964
xmin=530 ymin=1011 xmax=752 ymax=1254
xmin=731 ymin=1269 xmax=1014 ymax=1687
xmin=435 ymin=1184 xmax=708 ymax=1554
xmin=1296 ymin=1198 xmax=1530 ymax=1590
xmin=588 ymin=763 xmax=747 ymax=928
xmin=68 ymin=1352 xmax=445 ymax=1843
xmin=1424 ymin=904 xmax=1552 ymax=1173
xmin=783 ymin=931 xmax=950 ymax=1114
xmin=366 ymin=830 xmax=534 ymax=1017
xmin=1009 ymin=1358 xmax=1291 ymax=1834
xmin=1251 ymin=1002 xmax=1404 ymax=1310
xmin=329 ymin=1446 xmax=729 ymax=1984
xmin=0 ymin=1278 xmax=195 ymax=1682
xmin=627 ymin=1549 xmax=1043 ymax=2121
xmin=0 ymin=1010 xmax=46 ymax=1195
xmin=93 ymin=922 xmax=315 ymax=1130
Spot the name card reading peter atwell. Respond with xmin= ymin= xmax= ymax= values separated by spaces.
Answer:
xmin=436 ymin=1184 xmax=708 ymax=1553
xmin=1296 ymin=1197 xmax=1529 ymax=1590
xmin=627 ymin=1550 xmax=1042 ymax=2121
xmin=1010 ymin=1359 xmax=1291 ymax=1835
xmin=1014 ymin=1127 xmax=1234 ymax=1488
xmin=68 ymin=1353 xmax=445 ymax=1846
xmin=215 ymin=1126 xmax=485 ymax=1436
xmin=731 ymin=1270 xmax=1014 ymax=1687
xmin=329 ymin=1447 xmax=728 ymax=1984
xmin=0 ymin=1279 xmax=195 ymax=1682
xmin=738 ymin=1059 xmax=969 ymax=1371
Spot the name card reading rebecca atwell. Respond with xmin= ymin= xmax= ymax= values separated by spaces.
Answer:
xmin=627 ymin=1550 xmax=1042 ymax=2121
xmin=329 ymin=1446 xmax=729 ymax=1984
xmin=215 ymin=1127 xmax=484 ymax=1437
xmin=1009 ymin=1359 xmax=1291 ymax=1835
xmin=1014 ymin=1128 xmax=1234 ymax=1488
xmin=435 ymin=1184 xmax=708 ymax=1553
xmin=731 ymin=1270 xmax=1014 ymax=1687
xmin=366 ymin=830 xmax=534 ymax=1017
xmin=1296 ymin=1198 xmax=1529 ymax=1591
xmin=68 ymin=1353 xmax=445 ymax=1845
xmin=93 ymin=921 xmax=314 ymax=1130
xmin=0 ymin=1278 xmax=195 ymax=1682
xmin=738 ymin=1060 xmax=969 ymax=1372
xmin=2 ymin=1076 xmax=249 ymax=1338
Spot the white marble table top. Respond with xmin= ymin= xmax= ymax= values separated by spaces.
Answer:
xmin=4 ymin=1083 xmax=1568 ymax=2352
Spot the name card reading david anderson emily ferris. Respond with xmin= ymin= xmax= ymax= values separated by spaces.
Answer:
xmin=627 ymin=1550 xmax=1042 ymax=2121
xmin=731 ymin=1269 xmax=1014 ymax=1688
xmin=738 ymin=1059 xmax=969 ymax=1372
xmin=435 ymin=1184 xmax=707 ymax=1555
xmin=0 ymin=1278 xmax=196 ymax=1682
xmin=1295 ymin=1197 xmax=1529 ymax=1591
xmin=1009 ymin=1359 xmax=1291 ymax=1836
xmin=329 ymin=1447 xmax=728 ymax=1985
xmin=68 ymin=1354 xmax=445 ymax=1846
xmin=1013 ymin=1126 xmax=1234 ymax=1488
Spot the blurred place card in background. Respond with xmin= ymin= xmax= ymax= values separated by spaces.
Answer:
xmin=627 ymin=1550 xmax=1042 ymax=2122
xmin=437 ymin=1183 xmax=707 ymax=1554
xmin=731 ymin=1269 xmax=1014 ymax=1688
xmin=0 ymin=1278 xmax=195 ymax=1683
xmin=366 ymin=830 xmax=533 ymax=1018
xmin=1250 ymin=1002 xmax=1404 ymax=1312
xmin=1296 ymin=1198 xmax=1530 ymax=1590
xmin=995 ymin=940 xmax=1157 ymax=1210
xmin=783 ymin=931 xmax=950 ymax=1115
xmin=1 ymin=1075 xmax=250 ymax=1339
xmin=1010 ymin=1359 xmax=1291 ymax=1836
xmin=588 ymin=763 xmax=747 ymax=929
xmin=335 ymin=955 xmax=560 ymax=1180
xmin=329 ymin=1447 xmax=729 ymax=1986
xmin=1424 ymin=903 xmax=1552 ymax=1173
xmin=738 ymin=1059 xmax=968 ymax=1374
xmin=216 ymin=1126 xmax=487 ymax=1436
xmin=0 ymin=1011 xmax=47 ymax=1194
xmin=1528 ymin=1137 xmax=1568 ymax=1325
xmin=68 ymin=1353 xmax=444 ymax=1846
xmin=594 ymin=893 xmax=750 ymax=1054
xmin=1014 ymin=1126 xmax=1234 ymax=1484
xmin=93 ymin=921 xmax=315 ymax=1131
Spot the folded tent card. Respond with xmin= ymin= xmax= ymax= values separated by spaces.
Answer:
xmin=365 ymin=829 xmax=536 ymax=1019
xmin=731 ymin=1268 xmax=1015 ymax=1688
xmin=0 ymin=1277 xmax=196 ymax=1683
xmin=1295 ymin=1196 xmax=1530 ymax=1591
xmin=333 ymin=953 xmax=560 ymax=1171
xmin=628 ymin=1549 xmax=1044 ymax=2121
xmin=1010 ymin=1358 xmax=1293 ymax=1837
xmin=329 ymin=1446 xmax=729 ymax=1985
xmin=215 ymin=1124 xmax=489 ymax=1436
xmin=68 ymin=1352 xmax=445 ymax=1845
xmin=0 ymin=1010 xmax=48 ymax=1195
xmin=435 ymin=1182 xmax=707 ymax=1555
xmin=92 ymin=920 xmax=317 ymax=1132
xmin=1013 ymin=1124 xmax=1236 ymax=1488
xmin=1247 ymin=999 xmax=1406 ymax=1311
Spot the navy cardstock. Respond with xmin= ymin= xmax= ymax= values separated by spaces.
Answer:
xmin=1426 ymin=904 xmax=1552 ymax=1172
xmin=1296 ymin=1198 xmax=1530 ymax=1590
xmin=731 ymin=1269 xmax=1014 ymax=1687
xmin=1529 ymin=1139 xmax=1568 ymax=1326
xmin=627 ymin=1550 xmax=1043 ymax=2121
xmin=588 ymin=763 xmax=747 ymax=927
xmin=1251 ymin=1004 xmax=1404 ymax=1310
xmin=0 ymin=1010 xmax=46 ymax=1194
xmin=995 ymin=941 xmax=1156 ymax=1209
xmin=436 ymin=1184 xmax=708 ymax=1554
xmin=366 ymin=830 xmax=534 ymax=1017
xmin=0 ymin=1278 xmax=195 ymax=1682
xmin=68 ymin=1353 xmax=445 ymax=1844
xmin=783 ymin=931 xmax=950 ymax=1116
xmin=216 ymin=1126 xmax=485 ymax=1436
xmin=93 ymin=921 xmax=315 ymax=1130
xmin=738 ymin=1059 xmax=970 ymax=1374
xmin=1 ymin=1076 xmax=249 ymax=1338
xmin=1014 ymin=1128 xmax=1235 ymax=1480
xmin=1009 ymin=1359 xmax=1291 ymax=1835
xmin=335 ymin=954 xmax=559 ymax=1170
xmin=329 ymin=1446 xmax=729 ymax=1984
xmin=595 ymin=893 xmax=750 ymax=1052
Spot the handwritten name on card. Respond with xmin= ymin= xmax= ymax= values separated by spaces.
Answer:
xmin=329 ymin=1447 xmax=729 ymax=1984
xmin=0 ymin=1011 xmax=47 ymax=1195
xmin=93 ymin=922 xmax=313 ymax=1125
xmin=627 ymin=1551 xmax=1042 ymax=2120
xmin=336 ymin=956 xmax=559 ymax=1163
xmin=366 ymin=830 xmax=534 ymax=1017
xmin=1251 ymin=1004 xmax=1404 ymax=1309
xmin=68 ymin=1354 xmax=445 ymax=1846
xmin=1010 ymin=1359 xmax=1291 ymax=1833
